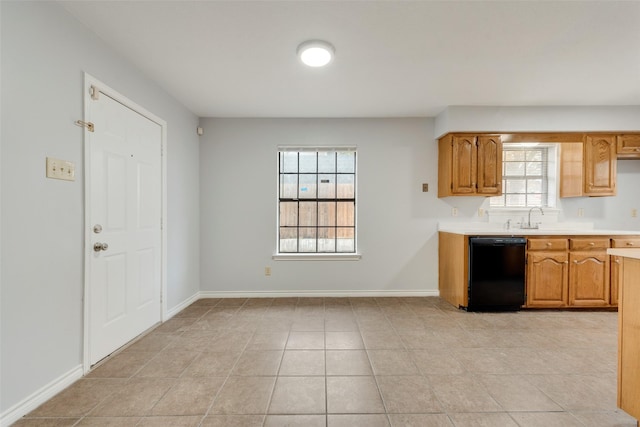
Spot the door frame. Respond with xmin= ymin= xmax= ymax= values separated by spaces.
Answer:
xmin=82 ymin=73 xmax=168 ymax=373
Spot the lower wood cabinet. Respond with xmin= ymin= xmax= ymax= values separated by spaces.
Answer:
xmin=617 ymin=255 xmax=640 ymax=422
xmin=438 ymin=232 xmax=640 ymax=310
xmin=610 ymin=238 xmax=640 ymax=306
xmin=568 ymin=251 xmax=610 ymax=306
xmin=611 ymin=255 xmax=622 ymax=306
xmin=568 ymin=238 xmax=610 ymax=306
xmin=526 ymin=237 xmax=612 ymax=308
xmin=526 ymin=240 xmax=569 ymax=308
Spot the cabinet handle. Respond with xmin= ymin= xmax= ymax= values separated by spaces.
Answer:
xmin=634 ymin=148 xmax=640 ymax=152
xmin=573 ymin=260 xmax=578 ymax=264
xmin=626 ymin=242 xmax=635 ymax=246
xmin=564 ymin=261 xmax=569 ymax=264
xmin=546 ymin=242 xmax=552 ymax=246
xmin=615 ymin=259 xmax=621 ymax=264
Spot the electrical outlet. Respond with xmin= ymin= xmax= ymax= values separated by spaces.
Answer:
xmin=452 ymin=207 xmax=458 ymax=217
xmin=632 ymin=208 xmax=638 ymax=218
xmin=46 ymin=157 xmax=75 ymax=181
xmin=422 ymin=183 xmax=429 ymax=192
xmin=264 ymin=267 xmax=271 ymax=276
xmin=578 ymin=208 xmax=584 ymax=217
xmin=478 ymin=208 xmax=484 ymax=217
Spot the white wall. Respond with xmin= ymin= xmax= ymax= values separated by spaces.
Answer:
xmin=1 ymin=1 xmax=200 ymax=415
xmin=200 ymin=118 xmax=452 ymax=295
xmin=434 ymin=106 xmax=640 ymax=138
xmin=559 ymin=160 xmax=640 ymax=230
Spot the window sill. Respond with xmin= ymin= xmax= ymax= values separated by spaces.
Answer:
xmin=272 ymin=253 xmax=362 ymax=261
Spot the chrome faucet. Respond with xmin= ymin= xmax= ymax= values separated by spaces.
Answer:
xmin=524 ymin=207 xmax=544 ymax=229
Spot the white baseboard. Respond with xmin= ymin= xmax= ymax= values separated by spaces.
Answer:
xmin=198 ymin=289 xmax=440 ymax=298
xmin=1 ymin=364 xmax=83 ymax=427
xmin=165 ymin=292 xmax=200 ymax=320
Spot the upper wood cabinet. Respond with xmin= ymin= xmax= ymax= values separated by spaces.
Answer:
xmin=584 ymin=135 xmax=617 ymax=196
xmin=438 ymin=134 xmax=502 ymax=197
xmin=559 ymin=143 xmax=584 ymax=198
xmin=617 ymin=134 xmax=640 ymax=159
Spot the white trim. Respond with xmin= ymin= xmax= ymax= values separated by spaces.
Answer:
xmin=165 ymin=292 xmax=200 ymax=320
xmin=275 ymin=148 xmax=359 ymax=256
xmin=277 ymin=145 xmax=357 ymax=152
xmin=198 ymin=290 xmax=439 ymax=298
xmin=273 ymin=253 xmax=361 ymax=261
xmin=82 ymin=73 xmax=168 ymax=373
xmin=0 ymin=365 xmax=83 ymax=427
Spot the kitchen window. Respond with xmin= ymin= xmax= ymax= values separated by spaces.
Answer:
xmin=490 ymin=143 xmax=557 ymax=208
xmin=277 ymin=148 xmax=357 ymax=255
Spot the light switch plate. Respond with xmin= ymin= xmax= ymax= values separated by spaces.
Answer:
xmin=46 ymin=157 xmax=75 ymax=181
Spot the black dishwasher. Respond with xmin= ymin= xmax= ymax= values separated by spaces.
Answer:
xmin=468 ymin=237 xmax=526 ymax=311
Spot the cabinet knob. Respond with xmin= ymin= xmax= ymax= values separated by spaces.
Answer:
xmin=615 ymin=259 xmax=621 ymax=264
xmin=634 ymin=148 xmax=640 ymax=152
xmin=546 ymin=242 xmax=552 ymax=246
xmin=573 ymin=260 xmax=579 ymax=264
xmin=564 ymin=261 xmax=569 ymax=264
xmin=589 ymin=242 xmax=595 ymax=246
xmin=626 ymin=242 xmax=635 ymax=246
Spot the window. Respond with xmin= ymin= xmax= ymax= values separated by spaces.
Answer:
xmin=278 ymin=148 xmax=356 ymax=253
xmin=490 ymin=143 xmax=557 ymax=208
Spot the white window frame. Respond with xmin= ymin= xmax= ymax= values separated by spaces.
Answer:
xmin=490 ymin=143 xmax=558 ymax=209
xmin=273 ymin=146 xmax=361 ymax=261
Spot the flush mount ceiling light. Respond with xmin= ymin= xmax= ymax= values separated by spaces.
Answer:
xmin=297 ymin=40 xmax=335 ymax=67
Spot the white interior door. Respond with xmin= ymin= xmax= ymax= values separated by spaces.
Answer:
xmin=88 ymin=91 xmax=162 ymax=365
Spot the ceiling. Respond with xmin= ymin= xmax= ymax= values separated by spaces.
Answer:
xmin=59 ymin=1 xmax=640 ymax=118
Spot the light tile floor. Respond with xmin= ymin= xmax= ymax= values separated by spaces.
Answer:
xmin=15 ymin=297 xmax=638 ymax=426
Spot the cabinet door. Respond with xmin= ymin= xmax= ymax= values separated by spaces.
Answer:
xmin=617 ymin=134 xmax=640 ymax=159
xmin=610 ymin=255 xmax=621 ymax=306
xmin=451 ymin=135 xmax=477 ymax=194
xmin=559 ymin=142 xmax=584 ymax=198
xmin=584 ymin=135 xmax=616 ymax=196
xmin=476 ymin=136 xmax=502 ymax=195
xmin=527 ymin=251 xmax=569 ymax=307
xmin=569 ymin=252 xmax=610 ymax=306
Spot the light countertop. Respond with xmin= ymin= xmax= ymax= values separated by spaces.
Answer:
xmin=439 ymin=223 xmax=640 ymax=236
xmin=608 ymin=249 xmax=640 ymax=259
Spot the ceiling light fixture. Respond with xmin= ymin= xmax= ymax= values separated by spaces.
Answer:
xmin=297 ymin=40 xmax=335 ymax=67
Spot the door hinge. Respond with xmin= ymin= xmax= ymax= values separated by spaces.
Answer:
xmin=90 ymin=85 xmax=100 ymax=100
xmin=75 ymin=120 xmax=95 ymax=132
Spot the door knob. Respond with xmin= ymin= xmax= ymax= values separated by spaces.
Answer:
xmin=94 ymin=242 xmax=109 ymax=252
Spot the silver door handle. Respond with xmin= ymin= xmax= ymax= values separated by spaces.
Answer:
xmin=94 ymin=242 xmax=109 ymax=252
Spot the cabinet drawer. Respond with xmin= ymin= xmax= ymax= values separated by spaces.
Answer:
xmin=528 ymin=239 xmax=568 ymax=251
xmin=569 ymin=238 xmax=610 ymax=251
xmin=612 ymin=238 xmax=640 ymax=249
